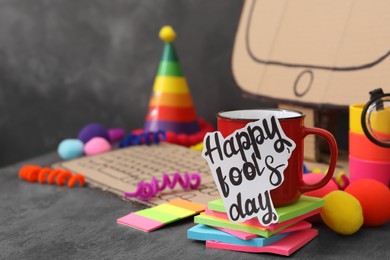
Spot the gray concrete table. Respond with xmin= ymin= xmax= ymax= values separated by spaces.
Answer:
xmin=1 ymin=152 xmax=389 ymax=259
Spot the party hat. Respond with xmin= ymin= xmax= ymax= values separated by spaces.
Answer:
xmin=144 ymin=26 xmax=200 ymax=134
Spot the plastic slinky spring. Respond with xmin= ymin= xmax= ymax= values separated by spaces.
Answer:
xmin=124 ymin=172 xmax=201 ymax=200
xmin=19 ymin=165 xmax=85 ymax=188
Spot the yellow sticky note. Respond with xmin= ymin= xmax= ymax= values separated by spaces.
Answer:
xmin=135 ymin=208 xmax=180 ymax=224
xmin=153 ymin=203 xmax=195 ymax=218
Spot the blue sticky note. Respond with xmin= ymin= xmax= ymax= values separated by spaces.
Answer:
xmin=187 ymin=224 xmax=288 ymax=247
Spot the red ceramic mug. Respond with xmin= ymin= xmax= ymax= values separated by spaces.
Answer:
xmin=217 ymin=109 xmax=338 ymax=207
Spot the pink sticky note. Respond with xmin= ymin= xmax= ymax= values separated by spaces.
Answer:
xmin=215 ymin=220 xmax=312 ymax=240
xmin=117 ymin=213 xmax=164 ymax=232
xmin=206 ymin=228 xmax=318 ymax=256
xmin=214 ymin=227 xmax=259 ymax=240
xmin=276 ymin=221 xmax=312 ymax=234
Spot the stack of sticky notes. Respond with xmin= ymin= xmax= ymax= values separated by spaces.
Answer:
xmin=187 ymin=195 xmax=324 ymax=256
xmin=117 ymin=198 xmax=205 ymax=232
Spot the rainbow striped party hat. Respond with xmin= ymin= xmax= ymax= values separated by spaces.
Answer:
xmin=144 ymin=26 xmax=200 ymax=134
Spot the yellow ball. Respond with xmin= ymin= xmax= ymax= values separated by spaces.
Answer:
xmin=159 ymin=26 xmax=176 ymax=42
xmin=320 ymin=190 xmax=363 ymax=235
xmin=190 ymin=142 xmax=203 ymax=152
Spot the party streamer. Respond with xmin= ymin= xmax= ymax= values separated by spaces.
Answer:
xmin=124 ymin=172 xmax=201 ymax=200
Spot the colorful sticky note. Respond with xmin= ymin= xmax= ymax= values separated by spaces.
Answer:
xmin=195 ymin=203 xmax=319 ymax=237
xmin=116 ymin=213 xmax=164 ymax=232
xmin=214 ymin=227 xmax=258 ymax=240
xmin=208 ymin=195 xmax=324 ymax=223
xmin=117 ymin=198 xmax=205 ymax=232
xmin=275 ymin=221 xmax=312 ymax=234
xmin=215 ymin=220 xmax=312 ymax=240
xmin=206 ymin=228 xmax=319 ymax=256
xmin=205 ymin=207 xmax=320 ymax=231
xmin=194 ymin=213 xmax=276 ymax=237
xmin=135 ymin=208 xmax=180 ymax=224
xmin=152 ymin=203 xmax=195 ymax=218
xmin=188 ymin=224 xmax=288 ymax=247
xmin=168 ymin=198 xmax=205 ymax=213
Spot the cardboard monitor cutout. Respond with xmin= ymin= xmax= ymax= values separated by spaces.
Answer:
xmin=233 ymin=0 xmax=390 ymax=107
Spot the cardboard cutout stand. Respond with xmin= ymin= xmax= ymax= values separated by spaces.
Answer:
xmin=232 ymin=0 xmax=390 ymax=160
xmin=232 ymin=0 xmax=390 ymax=107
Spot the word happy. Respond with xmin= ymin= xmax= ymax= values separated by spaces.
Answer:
xmin=202 ymin=116 xmax=296 ymax=226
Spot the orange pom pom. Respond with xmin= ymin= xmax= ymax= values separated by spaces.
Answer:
xmin=345 ymin=179 xmax=390 ymax=227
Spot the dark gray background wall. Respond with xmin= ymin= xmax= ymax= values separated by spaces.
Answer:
xmin=0 ymin=0 xmax=275 ymax=167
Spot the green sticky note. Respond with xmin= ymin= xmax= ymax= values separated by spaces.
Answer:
xmin=153 ymin=203 xmax=195 ymax=219
xmin=208 ymin=199 xmax=226 ymax=212
xmin=276 ymin=196 xmax=324 ymax=222
xmin=208 ymin=196 xmax=324 ymax=223
xmin=135 ymin=208 xmax=180 ymax=224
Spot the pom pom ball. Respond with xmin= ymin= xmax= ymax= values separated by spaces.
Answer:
xmin=345 ymin=179 xmax=390 ymax=227
xmin=108 ymin=128 xmax=126 ymax=143
xmin=303 ymin=173 xmax=339 ymax=198
xmin=78 ymin=123 xmax=109 ymax=144
xmin=334 ymin=171 xmax=350 ymax=190
xmin=303 ymin=173 xmax=339 ymax=222
xmin=176 ymin=134 xmax=189 ymax=146
xmin=165 ymin=132 xmax=177 ymax=143
xmin=320 ymin=190 xmax=363 ymax=235
xmin=57 ymin=139 xmax=84 ymax=160
xmin=84 ymin=137 xmax=112 ymax=156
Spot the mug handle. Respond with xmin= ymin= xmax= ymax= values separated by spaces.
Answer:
xmin=300 ymin=127 xmax=338 ymax=193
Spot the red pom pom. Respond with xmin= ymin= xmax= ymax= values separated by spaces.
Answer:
xmin=165 ymin=132 xmax=177 ymax=143
xmin=188 ymin=134 xmax=200 ymax=146
xmin=176 ymin=134 xmax=189 ymax=146
xmin=345 ymin=179 xmax=390 ymax=227
xmin=162 ymin=118 xmax=215 ymax=147
xmin=131 ymin=129 xmax=144 ymax=135
xmin=198 ymin=118 xmax=206 ymax=127
xmin=194 ymin=133 xmax=204 ymax=142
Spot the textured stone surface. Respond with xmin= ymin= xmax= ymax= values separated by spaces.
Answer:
xmin=1 ymin=153 xmax=389 ymax=259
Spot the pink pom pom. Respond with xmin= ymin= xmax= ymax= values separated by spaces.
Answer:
xmin=84 ymin=137 xmax=112 ymax=156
